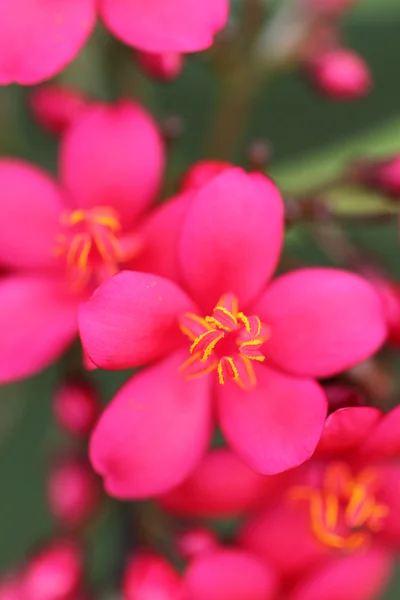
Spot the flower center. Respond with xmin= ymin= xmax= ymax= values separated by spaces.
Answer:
xmin=179 ymin=293 xmax=269 ymax=389
xmin=290 ymin=462 xmax=389 ymax=552
xmin=54 ymin=207 xmax=123 ymax=290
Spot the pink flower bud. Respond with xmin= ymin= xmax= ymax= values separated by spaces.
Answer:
xmin=180 ymin=160 xmax=232 ymax=192
xmin=0 ymin=574 xmax=22 ymax=600
xmin=22 ymin=540 xmax=82 ymax=600
xmin=46 ymin=457 xmax=101 ymax=529
xmin=323 ymin=381 xmax=365 ymax=414
xmin=351 ymin=155 xmax=400 ymax=198
xmin=176 ymin=528 xmax=219 ymax=560
xmin=307 ymin=49 xmax=372 ymax=100
xmin=29 ymin=86 xmax=90 ymax=136
xmin=122 ymin=553 xmax=181 ymax=600
xmin=53 ymin=379 xmax=100 ymax=438
xmin=302 ymin=0 xmax=358 ymax=17
xmin=137 ymin=51 xmax=184 ymax=81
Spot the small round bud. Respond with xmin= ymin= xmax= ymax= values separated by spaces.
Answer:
xmin=136 ymin=51 xmax=184 ymax=81
xmin=181 ymin=160 xmax=232 ymax=192
xmin=307 ymin=49 xmax=372 ymax=101
xmin=46 ymin=457 xmax=101 ymax=530
xmin=176 ymin=528 xmax=218 ymax=560
xmin=53 ymin=379 xmax=100 ymax=438
xmin=246 ymin=140 xmax=273 ymax=172
xmin=22 ymin=540 xmax=82 ymax=600
xmin=29 ymin=86 xmax=89 ymax=136
xmin=122 ymin=553 xmax=181 ymax=600
xmin=351 ymin=155 xmax=400 ymax=199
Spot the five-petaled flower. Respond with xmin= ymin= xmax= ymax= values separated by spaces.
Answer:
xmin=78 ymin=167 xmax=386 ymax=497
xmin=0 ymin=99 xmax=165 ymax=383
xmin=0 ymin=0 xmax=229 ymax=85
xmin=239 ymin=405 xmax=400 ymax=600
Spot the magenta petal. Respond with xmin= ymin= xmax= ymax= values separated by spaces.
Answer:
xmin=358 ymin=405 xmax=400 ymax=460
xmin=100 ymin=0 xmax=229 ymax=53
xmin=60 ymin=100 xmax=164 ymax=229
xmin=217 ymin=364 xmax=327 ymax=475
xmin=239 ymin=502 xmax=327 ymax=580
xmin=79 ymin=271 xmax=196 ymax=369
xmin=0 ymin=0 xmax=96 ymax=85
xmin=0 ymin=275 xmax=78 ymax=383
xmin=179 ymin=168 xmax=284 ymax=313
xmin=89 ymin=351 xmax=212 ymax=498
xmin=256 ymin=268 xmax=387 ymax=378
xmin=159 ymin=448 xmax=275 ymax=518
xmin=289 ymin=547 xmax=394 ymax=600
xmin=132 ymin=192 xmax=192 ymax=283
xmin=182 ymin=549 xmax=278 ymax=600
xmin=376 ymin=465 xmax=400 ymax=548
xmin=0 ymin=160 xmax=65 ymax=270
xmin=316 ymin=407 xmax=382 ymax=456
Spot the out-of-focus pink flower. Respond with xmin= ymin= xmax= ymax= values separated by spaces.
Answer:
xmin=136 ymin=51 xmax=184 ymax=81
xmin=0 ymin=0 xmax=228 ymax=85
xmin=181 ymin=548 xmax=278 ymax=600
xmin=306 ymin=49 xmax=372 ymax=100
xmin=22 ymin=540 xmax=82 ymax=600
xmin=159 ymin=448 xmax=283 ymax=518
xmin=176 ymin=528 xmax=219 ymax=560
xmin=29 ymin=86 xmax=91 ymax=136
xmin=53 ymin=378 xmax=101 ymax=438
xmin=0 ymin=99 xmax=164 ymax=384
xmin=79 ymin=167 xmax=386 ymax=497
xmin=351 ymin=155 xmax=400 ymax=199
xmin=0 ymin=574 xmax=22 ymax=600
xmin=122 ymin=553 xmax=181 ymax=600
xmin=46 ymin=456 xmax=101 ymax=529
xmin=180 ymin=160 xmax=232 ymax=192
xmin=239 ymin=405 xmax=400 ymax=599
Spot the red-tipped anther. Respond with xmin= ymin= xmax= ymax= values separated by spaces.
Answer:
xmin=22 ymin=540 xmax=82 ymax=600
xmin=46 ymin=456 xmax=101 ymax=530
xmin=307 ymin=49 xmax=372 ymax=101
xmin=29 ymin=86 xmax=90 ymax=136
xmin=136 ymin=51 xmax=184 ymax=81
xmin=53 ymin=379 xmax=100 ymax=438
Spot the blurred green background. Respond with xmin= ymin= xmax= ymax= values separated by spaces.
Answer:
xmin=1 ymin=0 xmax=400 ymax=596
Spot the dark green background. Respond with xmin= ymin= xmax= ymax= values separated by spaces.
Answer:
xmin=1 ymin=0 xmax=400 ymax=596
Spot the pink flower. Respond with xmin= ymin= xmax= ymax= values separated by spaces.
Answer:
xmin=0 ymin=0 xmax=228 ymax=85
xmin=29 ymin=86 xmax=91 ymax=136
xmin=79 ymin=167 xmax=386 ymax=497
xmin=239 ymin=405 xmax=400 ymax=600
xmin=0 ymin=99 xmax=164 ymax=383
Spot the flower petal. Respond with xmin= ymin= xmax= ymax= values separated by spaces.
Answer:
xmin=181 ymin=549 xmax=278 ymax=600
xmin=289 ymin=547 xmax=394 ymax=600
xmin=131 ymin=192 xmax=192 ymax=283
xmin=89 ymin=351 xmax=212 ymax=498
xmin=376 ymin=465 xmax=400 ymax=548
xmin=159 ymin=448 xmax=278 ymax=518
xmin=0 ymin=160 xmax=65 ymax=270
xmin=316 ymin=407 xmax=382 ymax=457
xmin=255 ymin=268 xmax=386 ymax=378
xmin=60 ymin=100 xmax=164 ymax=229
xmin=0 ymin=0 xmax=96 ymax=85
xmin=239 ymin=502 xmax=327 ymax=580
xmin=100 ymin=0 xmax=229 ymax=53
xmin=179 ymin=168 xmax=284 ymax=313
xmin=358 ymin=405 xmax=400 ymax=460
xmin=0 ymin=275 xmax=78 ymax=383
xmin=217 ymin=364 xmax=327 ymax=475
xmin=79 ymin=271 xmax=195 ymax=369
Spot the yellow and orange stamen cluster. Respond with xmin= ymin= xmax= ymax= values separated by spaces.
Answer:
xmin=54 ymin=207 xmax=123 ymax=289
xmin=290 ymin=462 xmax=389 ymax=551
xmin=179 ymin=293 xmax=269 ymax=389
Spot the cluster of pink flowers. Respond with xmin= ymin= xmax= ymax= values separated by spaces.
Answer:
xmin=1 ymin=0 xmax=399 ymax=599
